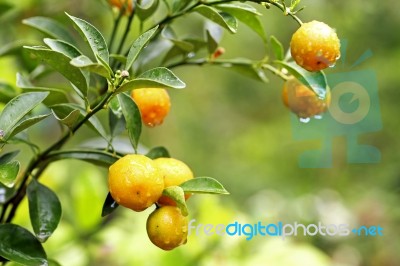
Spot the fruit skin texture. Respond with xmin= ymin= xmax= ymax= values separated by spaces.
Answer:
xmin=154 ymin=158 xmax=194 ymax=206
xmin=282 ymin=78 xmax=331 ymax=118
xmin=131 ymin=88 xmax=171 ymax=127
xmin=108 ymin=154 xmax=164 ymax=212
xmin=290 ymin=20 xmax=340 ymax=72
xmin=108 ymin=0 xmax=134 ymax=15
xmin=146 ymin=206 xmax=188 ymax=250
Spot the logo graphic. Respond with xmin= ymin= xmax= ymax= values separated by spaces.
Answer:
xmin=290 ymin=40 xmax=382 ymax=168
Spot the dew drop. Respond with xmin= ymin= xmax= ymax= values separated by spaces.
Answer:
xmin=314 ymin=114 xmax=323 ymax=119
xmin=187 ymin=52 xmax=195 ymax=58
xmin=299 ymin=117 xmax=311 ymax=123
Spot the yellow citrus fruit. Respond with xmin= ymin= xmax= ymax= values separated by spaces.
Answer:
xmin=131 ymin=88 xmax=171 ymax=127
xmin=154 ymin=158 xmax=194 ymax=206
xmin=108 ymin=154 xmax=164 ymax=212
xmin=282 ymin=78 xmax=331 ymax=118
xmin=146 ymin=206 xmax=188 ymax=250
xmin=290 ymin=20 xmax=340 ymax=72
xmin=108 ymin=0 xmax=134 ymax=15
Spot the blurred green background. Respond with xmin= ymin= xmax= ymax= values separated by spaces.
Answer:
xmin=1 ymin=0 xmax=399 ymax=265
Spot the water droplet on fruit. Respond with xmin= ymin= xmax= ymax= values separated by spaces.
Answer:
xmin=299 ymin=117 xmax=310 ymax=123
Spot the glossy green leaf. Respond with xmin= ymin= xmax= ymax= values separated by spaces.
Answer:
xmin=0 ymin=150 xmax=19 ymax=164
xmin=194 ymin=5 xmax=237 ymax=33
xmin=117 ymin=93 xmax=142 ymax=151
xmin=48 ymin=259 xmax=62 ymax=266
xmin=27 ymin=179 xmax=62 ymax=243
xmin=43 ymin=38 xmax=82 ymax=58
xmin=52 ymin=108 xmax=80 ymax=129
xmin=0 ymin=82 xmax=16 ymax=103
xmin=0 ymin=161 xmax=19 ymax=187
xmin=274 ymin=60 xmax=328 ymax=98
xmin=101 ymin=192 xmax=119 ymax=217
xmin=0 ymin=92 xmax=48 ymax=139
xmin=23 ymin=16 xmax=75 ymax=45
xmin=162 ymin=186 xmax=188 ymax=216
xmin=47 ymin=149 xmax=120 ymax=167
xmin=117 ymin=67 xmax=185 ymax=92
xmin=137 ymin=0 xmax=160 ymax=21
xmin=219 ymin=58 xmax=268 ymax=83
xmin=125 ymin=26 xmax=159 ymax=71
xmin=8 ymin=114 xmax=51 ymax=139
xmin=216 ymin=3 xmax=266 ymax=41
xmin=24 ymin=46 xmax=88 ymax=96
xmin=70 ymin=55 xmax=112 ymax=79
xmin=145 ymin=146 xmax=170 ymax=159
xmin=162 ymin=26 xmax=194 ymax=52
xmin=180 ymin=177 xmax=229 ymax=194
xmin=270 ymin=36 xmax=284 ymax=60
xmin=0 ymin=224 xmax=47 ymax=266
xmin=110 ymin=54 xmax=127 ymax=65
xmin=66 ymin=13 xmax=109 ymax=63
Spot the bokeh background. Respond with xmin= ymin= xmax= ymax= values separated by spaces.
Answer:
xmin=1 ymin=0 xmax=399 ymax=265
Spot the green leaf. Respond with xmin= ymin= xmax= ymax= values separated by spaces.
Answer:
xmin=52 ymin=108 xmax=80 ymax=129
xmin=145 ymin=146 xmax=170 ymax=159
xmin=51 ymin=104 xmax=109 ymax=139
xmin=8 ymin=114 xmax=51 ymax=139
xmin=27 ymin=179 xmax=62 ymax=243
xmin=22 ymin=16 xmax=75 ymax=45
xmin=0 ymin=183 xmax=16 ymax=204
xmin=43 ymin=38 xmax=82 ymax=58
xmin=24 ymin=46 xmax=88 ymax=96
xmin=219 ymin=58 xmax=268 ymax=83
xmin=0 ymin=224 xmax=47 ymax=266
xmin=71 ymin=55 xmax=112 ymax=79
xmin=206 ymin=30 xmax=218 ymax=54
xmin=180 ymin=177 xmax=229 ymax=194
xmin=17 ymin=73 xmax=68 ymax=96
xmin=172 ymin=0 xmax=192 ymax=13
xmin=162 ymin=186 xmax=188 ymax=216
xmin=194 ymin=5 xmax=238 ymax=33
xmin=137 ymin=0 xmax=160 ymax=21
xmin=47 ymin=149 xmax=120 ymax=167
xmin=125 ymin=26 xmax=159 ymax=71
xmin=0 ymin=92 xmax=48 ymax=140
xmin=216 ymin=3 xmax=266 ymax=41
xmin=108 ymin=108 xmax=126 ymax=138
xmin=270 ymin=36 xmax=284 ymax=60
xmin=0 ymin=82 xmax=16 ymax=104
xmin=101 ymin=192 xmax=119 ymax=217
xmin=117 ymin=93 xmax=142 ymax=151
xmin=162 ymin=26 xmax=194 ymax=52
xmin=0 ymin=41 xmax=26 ymax=57
xmin=66 ymin=13 xmax=109 ymax=63
xmin=274 ymin=60 xmax=328 ymax=98
xmin=0 ymin=150 xmax=19 ymax=164
xmin=0 ymin=161 xmax=20 ymax=187
xmin=117 ymin=67 xmax=185 ymax=92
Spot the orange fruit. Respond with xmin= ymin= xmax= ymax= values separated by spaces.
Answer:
xmin=282 ymin=78 xmax=331 ymax=118
xmin=131 ymin=88 xmax=171 ymax=127
xmin=154 ymin=158 xmax=194 ymax=206
xmin=290 ymin=20 xmax=340 ymax=72
xmin=108 ymin=154 xmax=164 ymax=212
xmin=146 ymin=206 xmax=188 ymax=250
xmin=108 ymin=0 xmax=134 ymax=15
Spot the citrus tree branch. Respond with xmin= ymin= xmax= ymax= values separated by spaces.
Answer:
xmin=0 ymin=91 xmax=115 ymax=224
